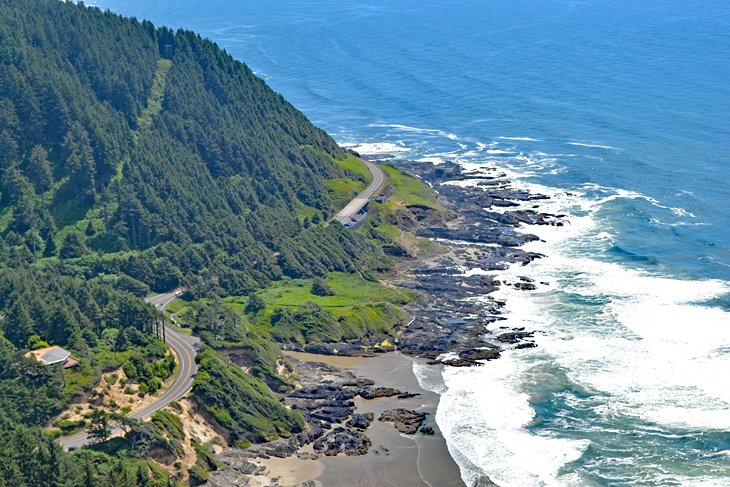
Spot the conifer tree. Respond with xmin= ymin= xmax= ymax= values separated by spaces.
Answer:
xmin=59 ymin=233 xmax=86 ymax=259
xmin=88 ymin=409 xmax=110 ymax=444
xmin=3 ymin=300 xmax=35 ymax=347
xmin=43 ymin=231 xmax=57 ymax=257
xmin=62 ymin=122 xmax=96 ymax=200
xmin=26 ymin=145 xmax=53 ymax=204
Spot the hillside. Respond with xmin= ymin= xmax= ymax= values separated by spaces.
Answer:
xmin=0 ymin=0 xmax=383 ymax=485
xmin=0 ymin=0 xmax=369 ymax=293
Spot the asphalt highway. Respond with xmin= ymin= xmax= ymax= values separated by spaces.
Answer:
xmin=334 ymin=159 xmax=386 ymax=225
xmin=60 ymin=158 xmax=385 ymax=450
xmin=59 ymin=291 xmax=199 ymax=450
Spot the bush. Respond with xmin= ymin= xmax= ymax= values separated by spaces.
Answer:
xmin=27 ymin=335 xmax=51 ymax=350
xmin=311 ymin=277 xmax=334 ymax=296
xmin=122 ymin=361 xmax=137 ymax=380
xmin=51 ymin=418 xmax=86 ymax=434
xmin=188 ymin=464 xmax=209 ymax=483
xmin=245 ymin=294 xmax=266 ymax=314
xmin=147 ymin=377 xmax=162 ymax=394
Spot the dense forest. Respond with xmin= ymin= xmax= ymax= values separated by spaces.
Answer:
xmin=0 ymin=0 xmax=379 ymax=484
xmin=0 ymin=0 xmax=368 ymax=290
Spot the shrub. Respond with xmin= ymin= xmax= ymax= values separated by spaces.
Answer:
xmin=51 ymin=418 xmax=86 ymax=434
xmin=311 ymin=277 xmax=334 ymax=296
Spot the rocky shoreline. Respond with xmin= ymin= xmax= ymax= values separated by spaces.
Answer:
xmin=285 ymin=158 xmax=559 ymax=366
xmin=208 ymin=354 xmax=447 ymax=487
xmin=207 ymin=157 xmax=558 ymax=486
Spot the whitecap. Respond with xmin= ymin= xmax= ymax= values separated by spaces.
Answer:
xmin=580 ymin=183 xmax=696 ymax=218
xmin=340 ymin=141 xmax=410 ymax=155
xmin=368 ymin=123 xmax=460 ymax=141
xmin=567 ymin=141 xmax=618 ymax=150
xmin=499 ymin=136 xmax=542 ymax=142
xmin=437 ymin=356 xmax=591 ymax=487
xmin=415 ymin=156 xmax=448 ymax=165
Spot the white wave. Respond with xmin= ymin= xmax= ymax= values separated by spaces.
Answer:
xmin=672 ymin=478 xmax=730 ymax=487
xmin=499 ymin=136 xmax=542 ymax=142
xmin=341 ymin=141 xmax=410 ymax=155
xmin=670 ymin=206 xmax=696 ymax=217
xmin=430 ymin=160 xmax=730 ymax=484
xmin=567 ymin=141 xmax=618 ymax=150
xmin=506 ymin=192 xmax=730 ymax=431
xmin=475 ymin=141 xmax=499 ymax=150
xmin=252 ymin=70 xmax=270 ymax=80
xmin=369 ymin=123 xmax=460 ymax=140
xmin=415 ymin=156 xmax=448 ymax=165
xmin=581 ymin=183 xmax=696 ymax=218
xmin=436 ymin=356 xmax=590 ymax=487
xmin=344 ymin=129 xmax=729 ymax=483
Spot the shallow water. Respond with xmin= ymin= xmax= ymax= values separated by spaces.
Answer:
xmin=93 ymin=1 xmax=730 ymax=484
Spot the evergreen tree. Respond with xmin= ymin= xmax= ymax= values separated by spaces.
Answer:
xmin=0 ymin=130 xmax=18 ymax=169
xmin=1 ymin=164 xmax=31 ymax=206
xmin=136 ymin=465 xmax=152 ymax=487
xmin=11 ymin=192 xmax=36 ymax=234
xmin=88 ymin=409 xmax=110 ymax=444
xmin=2 ymin=300 xmax=35 ymax=347
xmin=245 ymin=293 xmax=266 ymax=314
xmin=67 ymin=325 xmax=90 ymax=358
xmin=114 ymin=328 xmax=129 ymax=352
xmin=43 ymin=231 xmax=57 ymax=257
xmin=85 ymin=220 xmax=96 ymax=236
xmin=59 ymin=233 xmax=86 ymax=259
xmin=26 ymin=145 xmax=53 ymax=203
xmin=62 ymin=122 xmax=96 ymax=201
xmin=84 ymin=458 xmax=95 ymax=487
xmin=46 ymin=442 xmax=62 ymax=487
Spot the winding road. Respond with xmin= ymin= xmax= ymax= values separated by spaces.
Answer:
xmin=59 ymin=291 xmax=199 ymax=450
xmin=60 ymin=157 xmax=386 ymax=450
xmin=334 ymin=158 xmax=386 ymax=225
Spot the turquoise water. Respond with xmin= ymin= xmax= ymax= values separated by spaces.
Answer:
xmin=94 ymin=1 xmax=730 ymax=484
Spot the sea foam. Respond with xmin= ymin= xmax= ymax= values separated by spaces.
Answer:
xmin=349 ymin=131 xmax=730 ymax=485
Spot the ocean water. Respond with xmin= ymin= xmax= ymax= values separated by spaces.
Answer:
xmin=93 ymin=1 xmax=730 ymax=485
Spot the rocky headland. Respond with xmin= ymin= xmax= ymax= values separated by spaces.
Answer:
xmin=207 ymin=157 xmax=558 ymax=486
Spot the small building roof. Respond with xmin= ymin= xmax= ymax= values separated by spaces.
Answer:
xmin=26 ymin=345 xmax=71 ymax=365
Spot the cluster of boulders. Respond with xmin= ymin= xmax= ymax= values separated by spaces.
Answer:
xmin=385 ymin=159 xmax=557 ymax=365
xmin=209 ymin=157 xmax=558 ymax=485
xmin=378 ymin=408 xmax=428 ymax=434
xmin=279 ymin=159 xmax=552 ymax=367
xmin=207 ymin=356 xmax=435 ymax=485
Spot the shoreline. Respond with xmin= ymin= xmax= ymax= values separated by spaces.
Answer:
xmin=287 ymin=351 xmax=465 ymax=487
xmin=208 ymin=156 xmax=558 ymax=486
xmin=209 ymin=351 xmax=467 ymax=487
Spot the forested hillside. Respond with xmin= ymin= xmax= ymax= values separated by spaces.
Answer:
xmin=0 ymin=0 xmax=367 ymax=292
xmin=0 ymin=0 xmax=379 ymax=484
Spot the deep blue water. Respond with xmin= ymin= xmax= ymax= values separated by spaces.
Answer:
xmin=93 ymin=1 xmax=730 ymax=485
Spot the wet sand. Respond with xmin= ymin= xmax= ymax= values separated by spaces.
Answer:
xmin=265 ymin=351 xmax=465 ymax=487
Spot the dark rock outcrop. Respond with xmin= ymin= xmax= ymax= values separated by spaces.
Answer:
xmin=312 ymin=427 xmax=371 ymax=456
xmin=378 ymin=408 xmax=428 ymax=435
xmin=346 ymin=413 xmax=374 ymax=430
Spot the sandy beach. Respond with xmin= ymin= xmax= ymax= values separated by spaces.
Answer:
xmin=257 ymin=351 xmax=465 ymax=487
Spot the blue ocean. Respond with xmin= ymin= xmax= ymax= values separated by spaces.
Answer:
xmin=94 ymin=1 xmax=730 ymax=485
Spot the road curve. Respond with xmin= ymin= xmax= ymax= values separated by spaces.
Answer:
xmin=59 ymin=291 xmax=199 ymax=450
xmin=60 ymin=163 xmax=383 ymax=450
xmin=334 ymin=158 xmax=386 ymax=225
